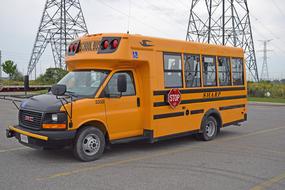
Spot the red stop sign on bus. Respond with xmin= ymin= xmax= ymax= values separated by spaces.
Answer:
xmin=168 ymin=89 xmax=181 ymax=108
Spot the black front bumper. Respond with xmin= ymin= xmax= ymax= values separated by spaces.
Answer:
xmin=7 ymin=125 xmax=77 ymax=149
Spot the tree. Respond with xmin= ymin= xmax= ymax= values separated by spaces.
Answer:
xmin=36 ymin=68 xmax=68 ymax=84
xmin=2 ymin=60 xmax=17 ymax=79
xmin=12 ymin=70 xmax=24 ymax=81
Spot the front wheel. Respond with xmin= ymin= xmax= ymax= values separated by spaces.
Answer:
xmin=198 ymin=116 xmax=218 ymax=141
xmin=73 ymin=127 xmax=105 ymax=162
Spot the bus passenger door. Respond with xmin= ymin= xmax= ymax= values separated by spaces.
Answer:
xmin=103 ymin=71 xmax=142 ymax=140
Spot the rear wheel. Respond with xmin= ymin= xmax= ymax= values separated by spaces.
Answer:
xmin=73 ymin=127 xmax=105 ymax=162
xmin=198 ymin=116 xmax=218 ymax=141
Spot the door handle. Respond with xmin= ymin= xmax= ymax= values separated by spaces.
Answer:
xmin=137 ymin=97 xmax=140 ymax=107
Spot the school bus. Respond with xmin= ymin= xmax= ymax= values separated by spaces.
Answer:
xmin=6 ymin=33 xmax=247 ymax=161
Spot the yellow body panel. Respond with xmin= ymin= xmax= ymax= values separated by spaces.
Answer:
xmin=63 ymin=33 xmax=247 ymax=141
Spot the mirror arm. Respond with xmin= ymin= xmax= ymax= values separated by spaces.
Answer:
xmin=12 ymin=100 xmax=20 ymax=110
xmin=57 ymin=96 xmax=73 ymax=128
xmin=70 ymin=96 xmax=73 ymax=128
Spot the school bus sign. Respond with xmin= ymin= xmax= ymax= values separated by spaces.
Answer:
xmin=168 ymin=89 xmax=181 ymax=108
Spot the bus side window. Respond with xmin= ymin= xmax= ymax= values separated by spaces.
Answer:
xmin=232 ymin=58 xmax=244 ymax=85
xmin=202 ymin=56 xmax=217 ymax=86
xmin=184 ymin=54 xmax=201 ymax=87
xmin=163 ymin=53 xmax=183 ymax=88
xmin=218 ymin=57 xmax=231 ymax=86
xmin=105 ymin=71 xmax=136 ymax=96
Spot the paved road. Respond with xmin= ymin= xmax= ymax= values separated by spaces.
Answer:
xmin=0 ymin=100 xmax=284 ymax=190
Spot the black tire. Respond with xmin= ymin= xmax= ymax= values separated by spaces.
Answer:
xmin=73 ymin=127 xmax=105 ymax=162
xmin=198 ymin=116 xmax=218 ymax=141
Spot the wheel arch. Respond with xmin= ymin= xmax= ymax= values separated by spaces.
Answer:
xmin=201 ymin=108 xmax=223 ymax=131
xmin=77 ymin=120 xmax=110 ymax=142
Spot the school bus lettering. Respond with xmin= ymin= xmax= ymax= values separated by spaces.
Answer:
xmin=80 ymin=40 xmax=100 ymax=52
xmin=6 ymin=33 xmax=247 ymax=162
xmin=203 ymin=91 xmax=221 ymax=98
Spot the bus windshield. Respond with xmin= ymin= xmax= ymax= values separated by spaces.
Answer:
xmin=58 ymin=70 xmax=109 ymax=97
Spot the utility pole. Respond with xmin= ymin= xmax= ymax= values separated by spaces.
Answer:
xmin=27 ymin=0 xmax=88 ymax=75
xmin=259 ymin=40 xmax=273 ymax=81
xmin=35 ymin=65 xmax=37 ymax=80
xmin=186 ymin=0 xmax=259 ymax=81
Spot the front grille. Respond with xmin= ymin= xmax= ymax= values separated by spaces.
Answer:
xmin=19 ymin=110 xmax=43 ymax=130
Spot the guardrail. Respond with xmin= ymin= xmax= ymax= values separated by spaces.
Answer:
xmin=0 ymin=85 xmax=51 ymax=92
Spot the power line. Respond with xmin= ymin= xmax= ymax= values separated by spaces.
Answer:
xmin=135 ymin=0 xmax=187 ymax=31
xmin=251 ymin=24 xmax=285 ymax=54
xmin=27 ymin=0 xmax=88 ymax=75
xmin=96 ymin=0 xmax=173 ymax=36
xmin=250 ymin=12 xmax=285 ymax=45
xmin=272 ymin=0 xmax=285 ymax=17
xmin=186 ymin=0 xmax=259 ymax=81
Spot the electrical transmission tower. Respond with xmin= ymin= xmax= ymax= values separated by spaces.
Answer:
xmin=260 ymin=40 xmax=272 ymax=81
xmin=186 ymin=0 xmax=259 ymax=81
xmin=27 ymin=0 xmax=88 ymax=75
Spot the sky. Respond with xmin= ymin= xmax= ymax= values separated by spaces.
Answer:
xmin=0 ymin=0 xmax=285 ymax=80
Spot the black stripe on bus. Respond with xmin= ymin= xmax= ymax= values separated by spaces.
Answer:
xmin=219 ymin=104 xmax=246 ymax=111
xmin=153 ymin=95 xmax=247 ymax=107
xmin=190 ymin=109 xmax=204 ymax=115
xmin=153 ymin=87 xmax=246 ymax=96
xmin=153 ymin=112 xmax=185 ymax=120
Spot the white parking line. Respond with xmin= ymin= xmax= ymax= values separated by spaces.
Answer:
xmin=0 ymin=147 xmax=28 ymax=153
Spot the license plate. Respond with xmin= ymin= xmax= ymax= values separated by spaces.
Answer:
xmin=20 ymin=134 xmax=28 ymax=143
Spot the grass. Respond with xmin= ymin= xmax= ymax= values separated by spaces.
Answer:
xmin=248 ymin=97 xmax=285 ymax=104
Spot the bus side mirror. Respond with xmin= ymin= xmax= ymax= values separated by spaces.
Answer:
xmin=117 ymin=74 xmax=127 ymax=93
xmin=51 ymin=84 xmax=67 ymax=96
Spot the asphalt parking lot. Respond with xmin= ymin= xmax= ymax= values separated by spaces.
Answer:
xmin=0 ymin=100 xmax=284 ymax=190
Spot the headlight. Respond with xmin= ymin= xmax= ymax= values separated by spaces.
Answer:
xmin=51 ymin=114 xmax=58 ymax=122
xmin=43 ymin=112 xmax=67 ymax=124
xmin=42 ymin=112 xmax=67 ymax=130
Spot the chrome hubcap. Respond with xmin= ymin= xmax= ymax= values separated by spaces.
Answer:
xmin=82 ymin=134 xmax=100 ymax=156
xmin=205 ymin=121 xmax=215 ymax=137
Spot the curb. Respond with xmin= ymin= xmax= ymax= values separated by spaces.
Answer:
xmin=249 ymin=101 xmax=285 ymax=107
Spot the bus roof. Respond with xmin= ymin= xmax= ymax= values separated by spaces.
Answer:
xmin=66 ymin=33 xmax=244 ymax=70
xmin=82 ymin=33 xmax=243 ymax=53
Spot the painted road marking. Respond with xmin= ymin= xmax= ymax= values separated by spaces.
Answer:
xmin=0 ymin=147 xmax=28 ymax=153
xmin=250 ymin=171 xmax=285 ymax=190
xmin=36 ymin=126 xmax=285 ymax=181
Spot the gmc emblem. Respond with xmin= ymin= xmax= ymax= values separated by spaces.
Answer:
xmin=24 ymin=116 xmax=34 ymax=122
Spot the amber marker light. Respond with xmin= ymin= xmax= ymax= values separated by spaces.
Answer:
xmin=42 ymin=124 xmax=66 ymax=129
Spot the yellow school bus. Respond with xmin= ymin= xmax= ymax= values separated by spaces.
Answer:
xmin=7 ymin=33 xmax=247 ymax=161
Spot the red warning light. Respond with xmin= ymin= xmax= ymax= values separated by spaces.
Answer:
xmin=111 ymin=39 xmax=119 ymax=49
xmin=102 ymin=40 xmax=109 ymax=49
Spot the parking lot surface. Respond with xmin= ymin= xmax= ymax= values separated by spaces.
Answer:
xmin=0 ymin=100 xmax=285 ymax=190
